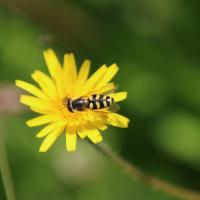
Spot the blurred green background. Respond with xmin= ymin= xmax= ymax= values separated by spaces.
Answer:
xmin=0 ymin=0 xmax=200 ymax=199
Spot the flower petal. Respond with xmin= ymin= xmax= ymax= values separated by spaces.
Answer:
xmin=31 ymin=70 xmax=57 ymax=100
xmin=78 ymin=59 xmax=91 ymax=83
xmin=26 ymin=115 xmax=60 ymax=127
xmin=93 ymin=121 xmax=108 ymax=131
xmin=20 ymin=95 xmax=54 ymax=111
xmin=63 ymin=53 xmax=77 ymax=84
xmin=43 ymin=49 xmax=66 ymax=97
xmin=77 ymin=130 xmax=87 ymax=139
xmin=87 ymin=112 xmax=108 ymax=130
xmin=36 ymin=121 xmax=66 ymax=138
xmin=89 ymin=82 xmax=116 ymax=96
xmin=39 ymin=127 xmax=64 ymax=152
xmin=105 ymin=113 xmax=130 ymax=128
xmin=81 ymin=64 xmax=107 ymax=95
xmin=15 ymin=80 xmax=47 ymax=100
xmin=43 ymin=49 xmax=62 ymax=78
xmin=66 ymin=132 xmax=77 ymax=152
xmin=73 ymin=59 xmax=91 ymax=97
xmin=30 ymin=107 xmax=52 ymax=115
xmin=87 ymin=129 xmax=102 ymax=143
xmin=111 ymin=92 xmax=127 ymax=102
xmin=95 ymin=63 xmax=118 ymax=89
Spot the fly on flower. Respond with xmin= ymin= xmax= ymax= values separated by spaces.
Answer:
xmin=15 ymin=49 xmax=129 ymax=152
xmin=65 ymin=92 xmax=120 ymax=113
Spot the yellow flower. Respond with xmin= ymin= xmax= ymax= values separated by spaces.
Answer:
xmin=16 ymin=49 xmax=129 ymax=152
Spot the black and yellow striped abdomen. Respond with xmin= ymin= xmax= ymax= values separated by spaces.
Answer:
xmin=65 ymin=94 xmax=115 ymax=112
xmin=88 ymin=94 xmax=113 ymax=110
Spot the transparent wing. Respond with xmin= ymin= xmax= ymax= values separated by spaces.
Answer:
xmin=108 ymin=102 xmax=120 ymax=113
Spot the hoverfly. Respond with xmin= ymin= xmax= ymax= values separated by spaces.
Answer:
xmin=64 ymin=85 xmax=120 ymax=113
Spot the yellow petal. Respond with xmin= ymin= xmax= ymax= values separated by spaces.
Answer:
xmin=82 ymin=112 xmax=107 ymax=131
xmin=66 ymin=131 xmax=77 ymax=152
xmin=26 ymin=115 xmax=60 ymax=127
xmin=75 ymin=125 xmax=86 ymax=139
xmin=39 ymin=127 xmax=64 ymax=152
xmin=89 ymin=82 xmax=116 ymax=96
xmin=105 ymin=113 xmax=130 ymax=128
xmin=77 ymin=130 xmax=87 ymax=139
xmin=43 ymin=49 xmax=62 ymax=78
xmin=15 ymin=80 xmax=47 ymax=100
xmin=77 ymin=121 xmax=94 ymax=139
xmin=81 ymin=64 xmax=107 ymax=95
xmin=93 ymin=121 xmax=108 ymax=131
xmin=43 ymin=49 xmax=65 ymax=97
xmin=72 ymin=59 xmax=91 ymax=96
xmin=31 ymin=70 xmax=57 ymax=100
xmin=87 ymin=129 xmax=102 ymax=144
xmin=77 ymin=121 xmax=96 ymax=139
xmin=77 ymin=59 xmax=91 ymax=83
xmin=36 ymin=121 xmax=66 ymax=138
xmin=20 ymin=95 xmax=54 ymax=111
xmin=95 ymin=63 xmax=118 ymax=89
xmin=88 ymin=112 xmax=108 ymax=130
xmin=111 ymin=92 xmax=127 ymax=102
xmin=63 ymin=53 xmax=77 ymax=84
xmin=30 ymin=107 xmax=51 ymax=115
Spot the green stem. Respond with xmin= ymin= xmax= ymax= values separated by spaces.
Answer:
xmin=0 ymin=127 xmax=16 ymax=200
xmin=91 ymin=142 xmax=200 ymax=200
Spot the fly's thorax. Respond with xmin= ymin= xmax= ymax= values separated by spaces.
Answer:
xmin=67 ymin=98 xmax=89 ymax=112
